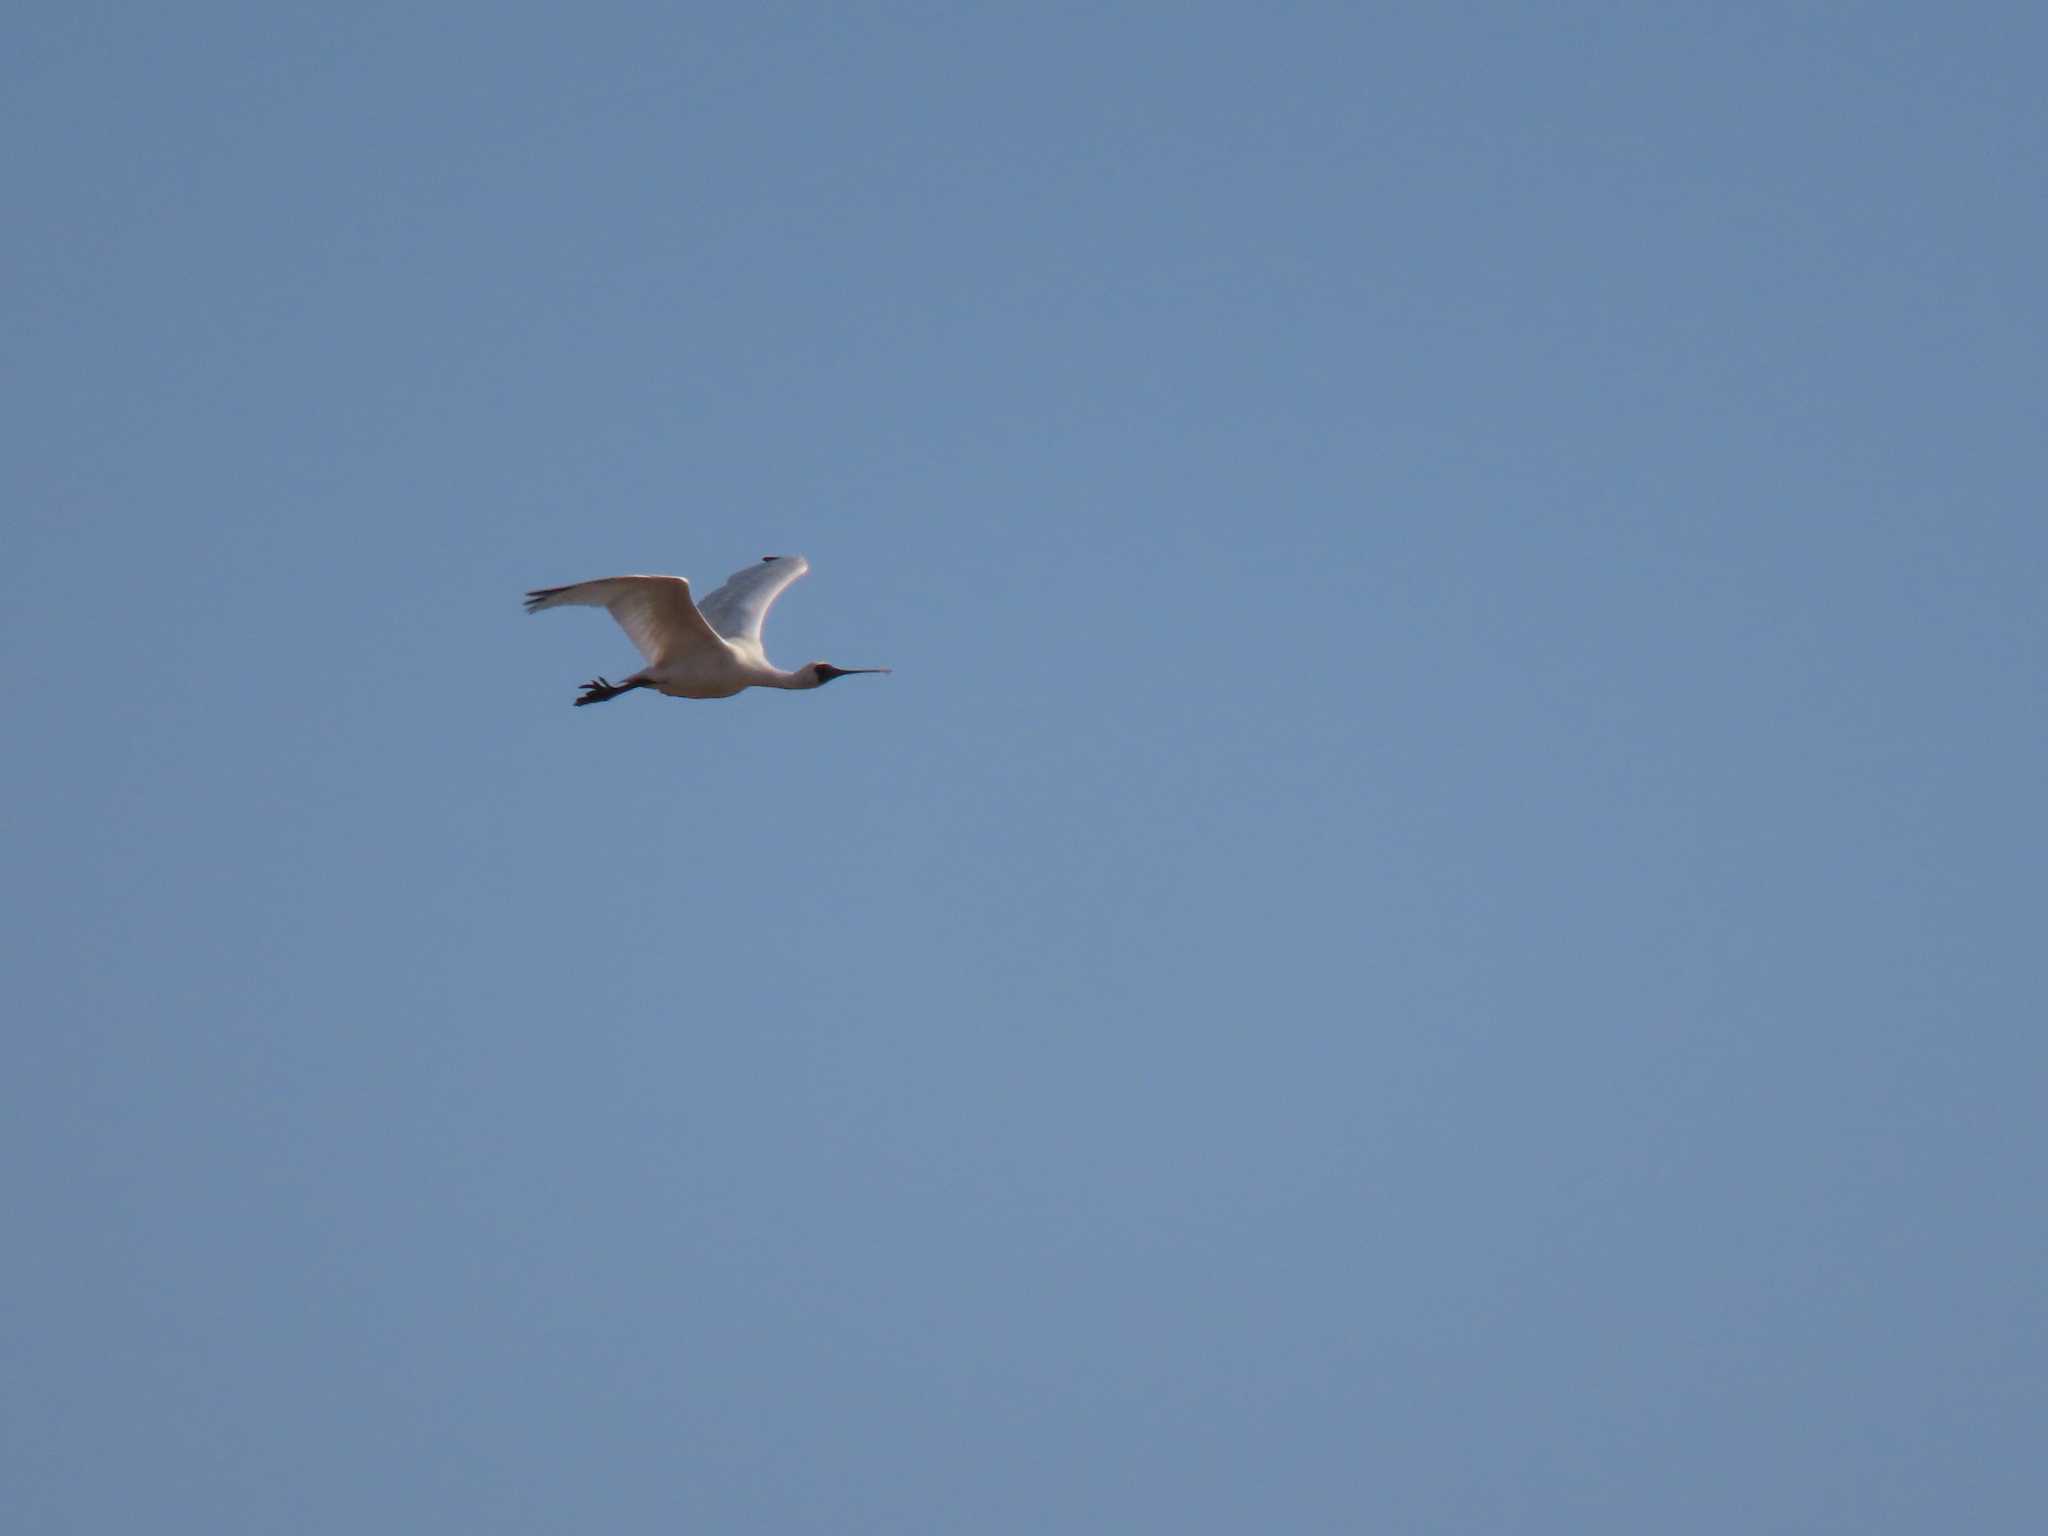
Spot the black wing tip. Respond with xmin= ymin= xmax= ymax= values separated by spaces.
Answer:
xmin=523 ymin=585 xmax=564 ymax=613
xmin=761 ymin=554 xmax=780 ymax=563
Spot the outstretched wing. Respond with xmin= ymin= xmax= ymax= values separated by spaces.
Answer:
xmin=522 ymin=575 xmax=724 ymax=666
xmin=697 ymin=555 xmax=810 ymax=647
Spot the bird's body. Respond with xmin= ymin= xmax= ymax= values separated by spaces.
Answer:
xmin=524 ymin=554 xmax=888 ymax=706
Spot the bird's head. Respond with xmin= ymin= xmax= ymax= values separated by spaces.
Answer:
xmin=804 ymin=661 xmax=891 ymax=688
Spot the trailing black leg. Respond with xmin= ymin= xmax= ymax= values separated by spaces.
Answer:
xmin=573 ymin=676 xmax=645 ymax=707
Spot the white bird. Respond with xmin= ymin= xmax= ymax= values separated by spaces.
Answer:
xmin=524 ymin=554 xmax=889 ymax=707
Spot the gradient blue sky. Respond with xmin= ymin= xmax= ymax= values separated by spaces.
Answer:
xmin=5 ymin=3 xmax=2043 ymax=1530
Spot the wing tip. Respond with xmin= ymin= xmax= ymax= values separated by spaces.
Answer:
xmin=522 ymin=586 xmax=563 ymax=614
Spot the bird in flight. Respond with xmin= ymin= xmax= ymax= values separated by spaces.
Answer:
xmin=524 ymin=554 xmax=889 ymax=706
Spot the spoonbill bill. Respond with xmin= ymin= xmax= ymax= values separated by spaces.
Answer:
xmin=524 ymin=554 xmax=889 ymax=706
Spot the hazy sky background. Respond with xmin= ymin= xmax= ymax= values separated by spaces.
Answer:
xmin=5 ymin=3 xmax=2043 ymax=1530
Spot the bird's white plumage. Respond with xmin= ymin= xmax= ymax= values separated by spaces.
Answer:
xmin=697 ymin=554 xmax=810 ymax=650
xmin=524 ymin=553 xmax=886 ymax=705
xmin=523 ymin=575 xmax=724 ymax=665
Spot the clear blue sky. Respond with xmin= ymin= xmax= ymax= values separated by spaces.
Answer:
xmin=5 ymin=3 xmax=2043 ymax=1530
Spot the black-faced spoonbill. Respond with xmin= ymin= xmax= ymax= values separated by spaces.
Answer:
xmin=524 ymin=554 xmax=889 ymax=706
